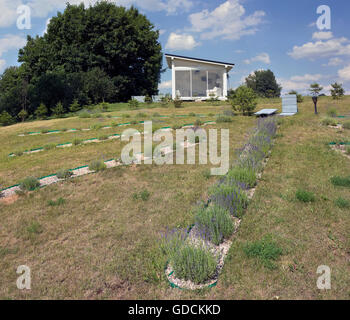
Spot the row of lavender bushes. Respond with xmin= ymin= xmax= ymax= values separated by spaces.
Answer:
xmin=160 ymin=117 xmax=278 ymax=285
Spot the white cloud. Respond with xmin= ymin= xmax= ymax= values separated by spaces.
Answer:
xmin=323 ymin=57 xmax=343 ymax=67
xmin=338 ymin=64 xmax=350 ymax=81
xmin=288 ymin=37 xmax=350 ymax=60
xmin=279 ymin=73 xmax=330 ymax=94
xmin=0 ymin=34 xmax=27 ymax=56
xmin=158 ymin=80 xmax=172 ymax=89
xmin=165 ymin=32 xmax=199 ymax=51
xmin=0 ymin=0 xmax=193 ymax=27
xmin=0 ymin=34 xmax=27 ymax=73
xmin=244 ymin=53 xmax=270 ymax=65
xmin=0 ymin=59 xmax=6 ymax=72
xmin=312 ymin=31 xmax=333 ymax=40
xmin=290 ymin=74 xmax=324 ymax=82
xmin=188 ymin=0 xmax=265 ymax=40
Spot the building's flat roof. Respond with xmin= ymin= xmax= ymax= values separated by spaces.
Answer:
xmin=165 ymin=53 xmax=235 ymax=69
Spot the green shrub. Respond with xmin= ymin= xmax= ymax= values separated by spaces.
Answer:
xmin=100 ymin=102 xmax=109 ymax=111
xmin=98 ymin=135 xmax=109 ymax=141
xmin=92 ymin=113 xmax=103 ymax=118
xmin=73 ymin=138 xmax=83 ymax=146
xmin=345 ymin=146 xmax=350 ymax=155
xmin=0 ymin=111 xmax=15 ymax=126
xmin=41 ymin=129 xmax=49 ymax=134
xmin=61 ymin=128 xmax=68 ymax=132
xmin=90 ymin=123 xmax=103 ymax=130
xmin=20 ymin=177 xmax=40 ymax=191
xmin=89 ymin=160 xmax=107 ymax=172
xmin=14 ymin=150 xmax=24 ymax=157
xmin=152 ymin=112 xmax=161 ymax=117
xmin=326 ymin=108 xmax=337 ymax=117
xmin=78 ymin=111 xmax=91 ymax=118
xmin=48 ymin=197 xmax=66 ymax=206
xmin=343 ymin=121 xmax=350 ymax=130
xmin=189 ymin=112 xmax=196 ymax=117
xmin=330 ymin=176 xmax=350 ymax=188
xmin=334 ymin=197 xmax=350 ymax=209
xmin=194 ymin=119 xmax=202 ymax=126
xmin=136 ymin=112 xmax=147 ymax=118
xmin=295 ymin=189 xmax=315 ymax=202
xmin=230 ymin=86 xmax=257 ymax=115
xmin=26 ymin=221 xmax=43 ymax=235
xmin=321 ymin=117 xmax=337 ymax=126
xmin=128 ymin=99 xmax=139 ymax=109
xmin=160 ymin=95 xmax=171 ymax=107
xmin=202 ymin=169 xmax=211 ymax=180
xmin=56 ymin=169 xmax=73 ymax=180
xmin=43 ymin=143 xmax=56 ymax=151
xmin=195 ymin=206 xmax=234 ymax=245
xmin=216 ymin=115 xmax=232 ymax=123
xmin=122 ymin=114 xmax=131 ymax=118
xmin=133 ymin=189 xmax=150 ymax=201
xmin=171 ymin=244 xmax=217 ymax=284
xmin=227 ymin=166 xmax=257 ymax=188
xmin=243 ymin=235 xmax=283 ymax=270
xmin=172 ymin=124 xmax=182 ymax=130
xmin=208 ymin=113 xmax=215 ymax=117
xmin=144 ymin=95 xmax=152 ymax=104
xmin=173 ymin=96 xmax=183 ymax=108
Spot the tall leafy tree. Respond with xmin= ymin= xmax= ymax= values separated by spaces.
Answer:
xmin=18 ymin=2 xmax=162 ymax=102
xmin=330 ymin=82 xmax=344 ymax=99
xmin=245 ymin=70 xmax=282 ymax=98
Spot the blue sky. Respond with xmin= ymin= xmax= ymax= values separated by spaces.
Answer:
xmin=1 ymin=0 xmax=350 ymax=95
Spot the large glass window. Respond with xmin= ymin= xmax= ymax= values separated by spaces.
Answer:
xmin=192 ymin=69 xmax=207 ymax=97
xmin=174 ymin=67 xmax=224 ymax=98
xmin=175 ymin=70 xmax=191 ymax=97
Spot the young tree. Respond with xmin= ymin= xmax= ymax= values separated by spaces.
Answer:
xmin=69 ymin=99 xmax=81 ymax=113
xmin=230 ymin=86 xmax=257 ymax=116
xmin=35 ymin=103 xmax=48 ymax=119
xmin=330 ymin=82 xmax=345 ymax=99
xmin=309 ymin=83 xmax=323 ymax=96
xmin=245 ymin=70 xmax=282 ymax=98
xmin=18 ymin=109 xmax=28 ymax=122
xmin=288 ymin=90 xmax=304 ymax=103
xmin=0 ymin=111 xmax=14 ymax=126
xmin=52 ymin=101 xmax=65 ymax=117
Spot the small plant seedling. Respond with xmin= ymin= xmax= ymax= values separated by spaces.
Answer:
xmin=89 ymin=160 xmax=107 ymax=172
xmin=295 ymin=189 xmax=315 ymax=202
xmin=48 ymin=197 xmax=66 ymax=206
xmin=20 ymin=177 xmax=40 ymax=191
xmin=330 ymin=176 xmax=350 ymax=188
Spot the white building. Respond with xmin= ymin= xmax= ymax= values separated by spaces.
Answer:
xmin=165 ymin=54 xmax=235 ymax=101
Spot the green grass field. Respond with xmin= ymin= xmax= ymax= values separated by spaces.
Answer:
xmin=0 ymin=96 xmax=349 ymax=299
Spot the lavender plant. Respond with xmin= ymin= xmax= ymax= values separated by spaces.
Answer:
xmin=209 ymin=181 xmax=249 ymax=218
xmin=195 ymin=206 xmax=234 ymax=245
xmin=171 ymin=243 xmax=217 ymax=284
